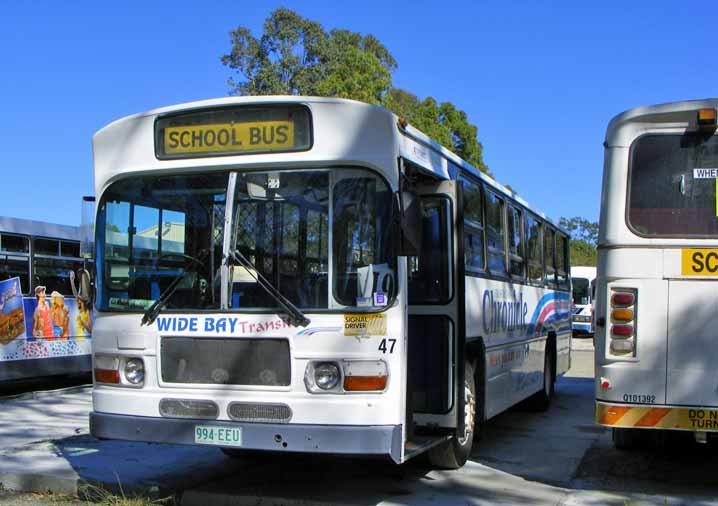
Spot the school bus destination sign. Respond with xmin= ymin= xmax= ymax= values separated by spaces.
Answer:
xmin=163 ymin=120 xmax=294 ymax=155
xmin=154 ymin=105 xmax=311 ymax=159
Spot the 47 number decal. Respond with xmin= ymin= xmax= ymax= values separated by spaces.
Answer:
xmin=378 ymin=338 xmax=397 ymax=354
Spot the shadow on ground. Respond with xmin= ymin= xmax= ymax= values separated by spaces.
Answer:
xmin=573 ymin=429 xmax=718 ymax=496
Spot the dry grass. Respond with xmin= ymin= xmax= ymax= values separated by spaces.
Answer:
xmin=77 ymin=482 xmax=172 ymax=506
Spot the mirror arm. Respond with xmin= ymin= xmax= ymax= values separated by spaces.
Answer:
xmin=69 ymin=270 xmax=80 ymax=299
xmin=69 ymin=268 xmax=93 ymax=305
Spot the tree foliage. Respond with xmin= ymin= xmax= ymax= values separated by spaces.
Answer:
xmin=559 ymin=216 xmax=598 ymax=246
xmin=560 ymin=216 xmax=598 ymax=267
xmin=569 ymin=239 xmax=597 ymax=267
xmin=220 ymin=8 xmax=394 ymax=104
xmin=221 ymin=8 xmax=488 ymax=172
xmin=384 ymin=89 xmax=487 ymax=171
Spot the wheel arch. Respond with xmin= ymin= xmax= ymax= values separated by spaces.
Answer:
xmin=546 ymin=330 xmax=557 ymax=383
xmin=465 ymin=337 xmax=486 ymax=422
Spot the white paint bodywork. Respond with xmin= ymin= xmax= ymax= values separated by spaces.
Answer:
xmin=466 ymin=275 xmax=571 ymax=419
xmin=596 ymin=98 xmax=718 ymax=413
xmin=92 ymin=96 xmax=570 ymax=460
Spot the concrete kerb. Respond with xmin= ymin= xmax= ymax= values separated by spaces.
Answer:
xmin=0 ymin=471 xmax=79 ymax=497
xmin=0 ymin=385 xmax=92 ymax=403
xmin=0 ymin=434 xmax=248 ymax=501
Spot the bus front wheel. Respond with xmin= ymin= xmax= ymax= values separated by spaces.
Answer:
xmin=428 ymin=361 xmax=476 ymax=469
xmin=526 ymin=347 xmax=555 ymax=411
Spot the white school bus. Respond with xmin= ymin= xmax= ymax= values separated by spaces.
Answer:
xmin=595 ymin=99 xmax=718 ymax=446
xmin=86 ymin=96 xmax=571 ymax=467
xmin=570 ymin=266 xmax=596 ymax=337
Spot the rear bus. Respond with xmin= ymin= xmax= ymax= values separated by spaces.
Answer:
xmin=595 ymin=99 xmax=718 ymax=446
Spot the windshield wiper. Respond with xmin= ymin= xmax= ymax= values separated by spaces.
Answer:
xmin=227 ymin=248 xmax=310 ymax=328
xmin=141 ymin=250 xmax=209 ymax=327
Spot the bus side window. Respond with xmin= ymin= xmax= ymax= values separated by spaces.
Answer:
xmin=461 ymin=177 xmax=485 ymax=272
xmin=526 ymin=214 xmax=543 ymax=285
xmin=32 ymin=239 xmax=83 ymax=295
xmin=485 ymin=190 xmax=506 ymax=275
xmin=507 ymin=205 xmax=525 ymax=279
xmin=0 ymin=233 xmax=30 ymax=294
xmin=544 ymin=227 xmax=557 ymax=287
xmin=408 ymin=197 xmax=451 ymax=304
xmin=557 ymin=233 xmax=569 ymax=289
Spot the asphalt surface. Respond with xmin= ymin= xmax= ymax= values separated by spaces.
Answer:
xmin=2 ymin=338 xmax=718 ymax=506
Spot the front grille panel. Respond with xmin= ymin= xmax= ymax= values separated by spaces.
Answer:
xmin=228 ymin=402 xmax=292 ymax=423
xmin=159 ymin=398 xmax=219 ymax=419
xmin=161 ymin=337 xmax=290 ymax=386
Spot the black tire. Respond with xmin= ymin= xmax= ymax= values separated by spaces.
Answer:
xmin=428 ymin=361 xmax=476 ymax=469
xmin=526 ymin=346 xmax=555 ymax=411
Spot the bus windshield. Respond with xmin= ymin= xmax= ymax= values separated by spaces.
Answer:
xmin=572 ymin=277 xmax=590 ymax=306
xmin=629 ymin=134 xmax=718 ymax=236
xmin=229 ymin=168 xmax=395 ymax=310
xmin=98 ymin=172 xmax=228 ymax=311
xmin=98 ymin=168 xmax=396 ymax=312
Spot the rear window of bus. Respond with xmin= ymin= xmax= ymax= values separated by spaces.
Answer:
xmin=628 ymin=134 xmax=718 ymax=237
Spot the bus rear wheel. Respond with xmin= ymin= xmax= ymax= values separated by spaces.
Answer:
xmin=428 ymin=361 xmax=476 ymax=469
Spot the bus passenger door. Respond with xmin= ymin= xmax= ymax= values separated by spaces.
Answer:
xmin=405 ymin=181 xmax=466 ymax=453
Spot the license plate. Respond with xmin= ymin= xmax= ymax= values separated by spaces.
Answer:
xmin=194 ymin=425 xmax=242 ymax=447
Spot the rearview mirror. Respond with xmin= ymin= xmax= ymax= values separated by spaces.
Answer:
xmin=70 ymin=268 xmax=93 ymax=307
xmin=394 ymin=191 xmax=422 ymax=257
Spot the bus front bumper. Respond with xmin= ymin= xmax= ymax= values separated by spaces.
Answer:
xmin=90 ymin=412 xmax=403 ymax=463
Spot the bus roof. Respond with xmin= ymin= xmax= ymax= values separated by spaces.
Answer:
xmin=570 ymin=266 xmax=596 ymax=280
xmin=94 ymin=95 xmax=565 ymax=232
xmin=0 ymin=216 xmax=80 ymax=241
xmin=605 ymin=98 xmax=718 ymax=147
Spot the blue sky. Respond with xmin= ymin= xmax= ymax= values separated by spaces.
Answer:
xmin=2 ymin=1 xmax=716 ymax=226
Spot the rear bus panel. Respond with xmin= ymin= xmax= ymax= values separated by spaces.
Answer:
xmin=596 ymin=100 xmax=718 ymax=433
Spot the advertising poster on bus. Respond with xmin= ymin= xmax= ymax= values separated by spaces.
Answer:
xmin=0 ymin=277 xmax=92 ymax=362
xmin=0 ymin=277 xmax=25 ymax=344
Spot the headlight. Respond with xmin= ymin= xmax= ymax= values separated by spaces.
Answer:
xmin=314 ymin=362 xmax=340 ymax=390
xmin=124 ymin=358 xmax=145 ymax=385
xmin=573 ymin=315 xmax=592 ymax=323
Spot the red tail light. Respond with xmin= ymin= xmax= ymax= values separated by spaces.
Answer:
xmin=611 ymin=293 xmax=635 ymax=306
xmin=611 ymin=324 xmax=634 ymax=337
xmin=609 ymin=288 xmax=637 ymax=357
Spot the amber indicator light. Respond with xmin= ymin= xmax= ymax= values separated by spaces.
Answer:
xmin=94 ymin=368 xmax=120 ymax=384
xmin=343 ymin=376 xmax=388 ymax=391
xmin=612 ymin=309 xmax=634 ymax=322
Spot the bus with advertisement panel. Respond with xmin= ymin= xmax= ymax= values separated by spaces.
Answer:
xmin=86 ymin=96 xmax=572 ymax=467
xmin=595 ymin=99 xmax=718 ymax=447
xmin=0 ymin=216 xmax=93 ymax=381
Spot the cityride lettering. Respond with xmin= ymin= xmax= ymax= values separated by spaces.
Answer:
xmin=482 ymin=289 xmax=528 ymax=335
